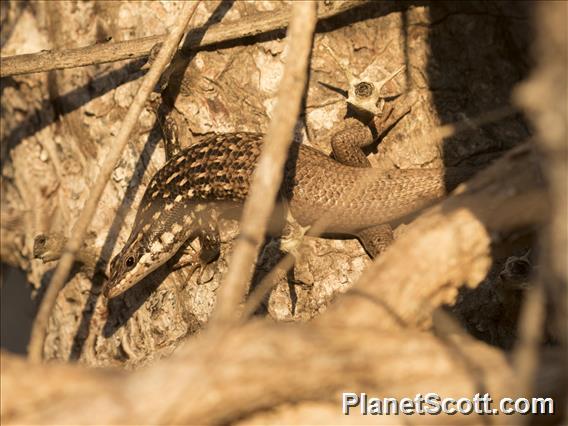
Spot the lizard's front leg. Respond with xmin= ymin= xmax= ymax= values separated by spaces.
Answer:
xmin=168 ymin=224 xmax=221 ymax=284
xmin=356 ymin=224 xmax=394 ymax=258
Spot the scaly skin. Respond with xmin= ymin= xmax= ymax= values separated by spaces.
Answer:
xmin=105 ymin=132 xmax=475 ymax=298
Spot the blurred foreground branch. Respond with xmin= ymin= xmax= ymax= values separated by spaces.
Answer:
xmin=512 ymin=0 xmax=567 ymax=417
xmin=1 ymin=138 xmax=552 ymax=424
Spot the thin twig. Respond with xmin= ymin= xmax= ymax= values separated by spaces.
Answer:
xmin=241 ymin=202 xmax=343 ymax=320
xmin=211 ymin=1 xmax=318 ymax=326
xmin=0 ymin=1 xmax=368 ymax=77
xmin=27 ymin=1 xmax=201 ymax=363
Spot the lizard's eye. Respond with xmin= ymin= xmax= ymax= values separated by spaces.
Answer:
xmin=125 ymin=256 xmax=135 ymax=269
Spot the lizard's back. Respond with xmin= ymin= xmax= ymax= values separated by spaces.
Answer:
xmin=134 ymin=132 xmax=467 ymax=236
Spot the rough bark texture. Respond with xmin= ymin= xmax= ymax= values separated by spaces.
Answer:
xmin=1 ymin=2 xmax=565 ymax=424
xmin=1 ymin=0 xmax=535 ymax=366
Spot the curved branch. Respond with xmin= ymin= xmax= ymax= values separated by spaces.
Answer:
xmin=1 ymin=323 xmax=521 ymax=425
xmin=1 ymin=138 xmax=555 ymax=426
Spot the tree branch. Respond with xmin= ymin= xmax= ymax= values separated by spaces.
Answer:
xmin=212 ymin=1 xmax=317 ymax=325
xmin=0 ymin=324 xmax=524 ymax=425
xmin=0 ymin=1 xmax=368 ymax=77
xmin=1 ymin=133 xmax=555 ymax=426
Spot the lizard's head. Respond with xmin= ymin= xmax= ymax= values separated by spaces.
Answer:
xmin=104 ymin=230 xmax=182 ymax=299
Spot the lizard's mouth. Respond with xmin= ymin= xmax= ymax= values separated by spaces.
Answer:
xmin=103 ymin=276 xmax=127 ymax=299
xmin=104 ymin=268 xmax=137 ymax=299
xmin=104 ymin=270 xmax=146 ymax=298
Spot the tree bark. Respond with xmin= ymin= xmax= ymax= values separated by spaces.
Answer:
xmin=2 ymin=1 xmax=565 ymax=424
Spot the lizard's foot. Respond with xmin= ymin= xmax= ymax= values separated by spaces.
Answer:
xmin=169 ymin=231 xmax=220 ymax=284
xmin=356 ymin=224 xmax=394 ymax=258
xmin=168 ymin=251 xmax=216 ymax=284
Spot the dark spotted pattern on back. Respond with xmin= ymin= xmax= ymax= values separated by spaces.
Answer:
xmin=128 ymin=133 xmax=264 ymax=242
xmin=145 ymin=133 xmax=262 ymax=201
xmin=127 ymin=131 xmax=471 ymax=247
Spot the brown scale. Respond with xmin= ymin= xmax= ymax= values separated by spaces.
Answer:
xmin=106 ymin=131 xmax=481 ymax=298
xmin=135 ymin=134 xmax=471 ymax=248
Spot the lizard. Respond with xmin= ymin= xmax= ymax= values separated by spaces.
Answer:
xmin=104 ymin=125 xmax=479 ymax=299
